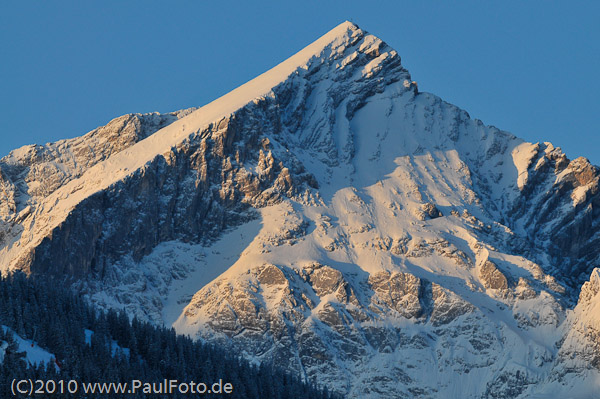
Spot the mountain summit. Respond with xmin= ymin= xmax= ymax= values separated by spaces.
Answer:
xmin=1 ymin=21 xmax=600 ymax=398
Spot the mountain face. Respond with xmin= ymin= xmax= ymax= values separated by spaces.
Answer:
xmin=1 ymin=21 xmax=600 ymax=398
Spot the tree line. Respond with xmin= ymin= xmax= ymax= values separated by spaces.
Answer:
xmin=0 ymin=271 xmax=340 ymax=398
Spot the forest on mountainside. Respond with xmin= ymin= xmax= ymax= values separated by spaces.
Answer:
xmin=0 ymin=272 xmax=340 ymax=398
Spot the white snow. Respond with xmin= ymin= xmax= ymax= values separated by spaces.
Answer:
xmin=0 ymin=21 xmax=362 ymax=272
xmin=84 ymin=329 xmax=130 ymax=358
xmin=84 ymin=329 xmax=93 ymax=345
xmin=512 ymin=142 xmax=539 ymax=190
xmin=361 ymin=51 xmax=391 ymax=78
xmin=0 ymin=341 xmax=7 ymax=364
xmin=571 ymin=184 xmax=590 ymax=206
xmin=161 ymin=218 xmax=262 ymax=326
xmin=337 ymin=51 xmax=358 ymax=70
xmin=2 ymin=19 xmax=598 ymax=398
xmin=1 ymin=326 xmax=58 ymax=369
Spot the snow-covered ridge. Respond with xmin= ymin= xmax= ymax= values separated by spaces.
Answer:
xmin=47 ymin=20 xmax=363 ymax=202
xmin=0 ymin=21 xmax=371 ymax=271
xmin=0 ymin=108 xmax=196 ymax=216
xmin=1 ymin=20 xmax=600 ymax=398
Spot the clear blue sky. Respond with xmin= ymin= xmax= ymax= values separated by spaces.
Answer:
xmin=1 ymin=1 xmax=599 ymax=164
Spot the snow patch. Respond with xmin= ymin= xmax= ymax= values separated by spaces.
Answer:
xmin=512 ymin=142 xmax=539 ymax=190
xmin=1 ymin=326 xmax=58 ymax=370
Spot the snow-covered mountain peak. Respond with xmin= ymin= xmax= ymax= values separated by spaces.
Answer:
xmin=1 ymin=21 xmax=600 ymax=398
xmin=0 ymin=21 xmax=401 ymax=273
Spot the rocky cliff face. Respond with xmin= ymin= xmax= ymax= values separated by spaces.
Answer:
xmin=0 ymin=109 xmax=196 ymax=257
xmin=1 ymin=21 xmax=599 ymax=398
xmin=553 ymin=269 xmax=600 ymax=375
xmin=0 ymin=108 xmax=196 ymax=214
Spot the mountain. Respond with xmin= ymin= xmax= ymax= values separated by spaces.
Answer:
xmin=0 ymin=272 xmax=339 ymax=399
xmin=1 ymin=21 xmax=600 ymax=398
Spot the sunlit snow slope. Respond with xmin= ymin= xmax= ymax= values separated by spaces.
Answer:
xmin=1 ymin=21 xmax=600 ymax=398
